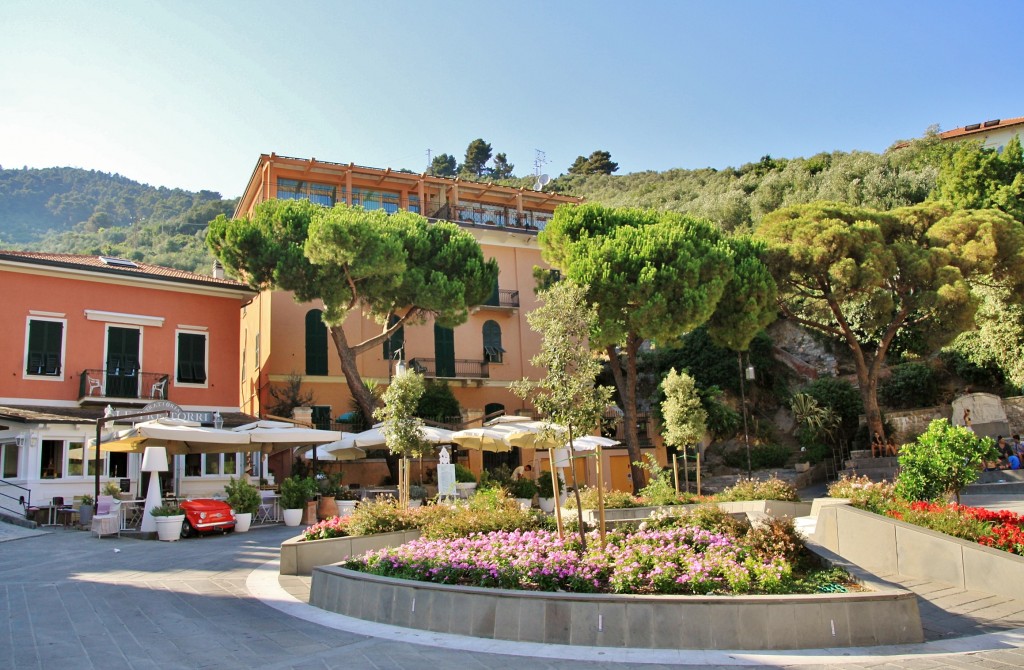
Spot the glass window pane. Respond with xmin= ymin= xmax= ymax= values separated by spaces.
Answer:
xmin=185 ymin=454 xmax=202 ymax=477
xmin=2 ymin=444 xmax=19 ymax=478
xmin=223 ymin=453 xmax=237 ymax=476
xmin=40 ymin=440 xmax=64 ymax=479
xmin=67 ymin=441 xmax=85 ymax=476
xmin=205 ymin=454 xmax=220 ymax=476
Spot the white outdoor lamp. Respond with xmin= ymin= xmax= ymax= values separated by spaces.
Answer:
xmin=393 ymin=348 xmax=407 ymax=376
xmin=140 ymin=446 xmax=168 ymax=533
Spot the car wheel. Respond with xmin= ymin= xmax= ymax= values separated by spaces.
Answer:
xmin=181 ymin=519 xmax=196 ymax=539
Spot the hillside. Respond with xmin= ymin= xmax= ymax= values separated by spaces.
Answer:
xmin=0 ymin=166 xmax=236 ymax=273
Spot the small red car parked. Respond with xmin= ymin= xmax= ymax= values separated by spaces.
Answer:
xmin=179 ymin=499 xmax=236 ymax=538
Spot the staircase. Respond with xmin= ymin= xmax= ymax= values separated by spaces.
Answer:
xmin=838 ymin=450 xmax=899 ymax=482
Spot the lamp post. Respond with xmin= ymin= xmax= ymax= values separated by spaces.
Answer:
xmin=140 ymin=446 xmax=168 ymax=533
xmin=738 ymin=352 xmax=755 ymax=477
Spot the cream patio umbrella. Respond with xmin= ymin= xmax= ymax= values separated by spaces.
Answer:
xmin=448 ymin=425 xmax=521 ymax=453
xmin=337 ymin=423 xmax=454 ymax=449
xmin=305 ymin=443 xmax=366 ymax=461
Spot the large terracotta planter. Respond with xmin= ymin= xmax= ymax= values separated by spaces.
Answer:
xmin=302 ymin=500 xmax=318 ymax=525
xmin=317 ymin=496 xmax=338 ymax=520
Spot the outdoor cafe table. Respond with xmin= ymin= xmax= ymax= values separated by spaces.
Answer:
xmin=120 ymin=499 xmax=145 ymax=531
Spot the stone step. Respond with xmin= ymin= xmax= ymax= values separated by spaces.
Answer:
xmin=963 ymin=481 xmax=1024 ymax=495
xmin=845 ymin=456 xmax=899 ymax=469
xmin=975 ymin=469 xmax=1024 ymax=484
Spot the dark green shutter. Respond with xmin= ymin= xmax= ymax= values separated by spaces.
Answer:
xmin=177 ymin=333 xmax=207 ymax=383
xmin=305 ymin=310 xmax=328 ymax=375
xmin=434 ymin=324 xmax=455 ymax=377
xmin=26 ymin=320 xmax=63 ymax=375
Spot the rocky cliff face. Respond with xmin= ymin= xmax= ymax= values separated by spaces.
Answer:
xmin=767 ymin=320 xmax=839 ymax=380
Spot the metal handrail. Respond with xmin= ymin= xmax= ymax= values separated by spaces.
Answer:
xmin=408 ymin=358 xmax=489 ymax=379
xmin=0 ymin=479 xmax=31 ymax=518
xmin=79 ymin=369 xmax=170 ymax=401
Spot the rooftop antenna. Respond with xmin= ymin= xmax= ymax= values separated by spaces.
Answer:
xmin=426 ymin=149 xmax=433 ymax=174
xmin=533 ymin=150 xmax=549 ymax=190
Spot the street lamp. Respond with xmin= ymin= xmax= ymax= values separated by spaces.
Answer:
xmin=738 ymin=352 xmax=755 ymax=477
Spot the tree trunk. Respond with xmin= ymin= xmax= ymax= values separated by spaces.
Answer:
xmin=852 ymin=351 xmax=886 ymax=448
xmin=329 ymin=325 xmax=377 ymax=423
xmin=605 ymin=335 xmax=647 ymax=494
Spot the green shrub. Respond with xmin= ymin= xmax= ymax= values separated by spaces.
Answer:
xmin=536 ymin=471 xmax=564 ymax=498
xmin=879 ymin=362 xmax=938 ymax=409
xmin=224 ymin=476 xmax=261 ymax=515
xmin=895 ymin=419 xmax=997 ymax=502
xmin=802 ymin=443 xmax=831 ymax=465
xmin=745 ymin=517 xmax=802 ymax=564
xmin=827 ymin=474 xmax=895 ymax=514
xmin=802 ymin=377 xmax=863 ymax=444
xmin=714 ymin=476 xmax=799 ymax=502
xmin=722 ymin=443 xmax=790 ymax=469
xmin=508 ymin=477 xmax=538 ymax=499
xmin=281 ymin=475 xmax=317 ymax=509
xmin=418 ymin=490 xmax=546 ymax=540
xmin=636 ymin=454 xmax=682 ymax=506
xmin=345 ymin=497 xmax=419 ymax=536
xmin=563 ymin=486 xmax=639 ymax=509
xmin=454 ymin=463 xmax=477 ymax=483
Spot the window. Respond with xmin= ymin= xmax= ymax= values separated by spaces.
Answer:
xmin=1 ymin=442 xmax=19 ymax=479
xmin=483 ymin=320 xmax=504 ymax=364
xmin=40 ymin=440 xmax=64 ymax=479
xmin=277 ymin=178 xmax=336 ymax=206
xmin=185 ymin=453 xmax=242 ymax=478
xmin=305 ymin=310 xmax=328 ymax=375
xmin=66 ymin=441 xmax=87 ymax=476
xmin=25 ymin=318 xmax=64 ymax=377
xmin=176 ymin=332 xmax=208 ymax=384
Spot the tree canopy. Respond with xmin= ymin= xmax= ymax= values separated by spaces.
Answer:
xmin=430 ymin=153 xmax=457 ymax=178
xmin=541 ymin=202 xmax=776 ymax=491
xmin=491 ymin=152 xmax=515 ymax=179
xmin=207 ymin=199 xmax=498 ymax=422
xmin=755 ymin=200 xmax=1024 ymax=441
xmin=461 ymin=139 xmax=493 ymax=177
xmin=567 ymin=150 xmax=619 ymax=176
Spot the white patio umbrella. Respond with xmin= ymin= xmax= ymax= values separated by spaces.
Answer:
xmin=304 ymin=444 xmax=366 ymax=461
xmin=99 ymin=418 xmax=252 ymax=454
xmin=338 ymin=423 xmax=454 ymax=449
xmin=231 ymin=420 xmax=342 ymax=450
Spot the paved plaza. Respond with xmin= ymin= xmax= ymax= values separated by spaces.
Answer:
xmin=3 ymin=502 xmax=1024 ymax=670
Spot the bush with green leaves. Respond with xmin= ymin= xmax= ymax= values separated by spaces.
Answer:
xmin=878 ymin=362 xmax=939 ymax=409
xmin=418 ymin=489 xmax=547 ymax=540
xmin=635 ymin=453 xmax=683 ymax=506
xmin=895 ymin=419 xmax=997 ymax=503
xmin=714 ymin=476 xmax=799 ymax=502
xmin=280 ymin=475 xmax=317 ymax=510
xmin=508 ymin=477 xmax=538 ymax=500
xmin=827 ymin=474 xmax=895 ymax=514
xmin=224 ymin=476 xmax=261 ymax=515
xmin=563 ymin=486 xmax=639 ymax=509
xmin=536 ymin=470 xmax=564 ymax=498
xmin=454 ymin=463 xmax=477 ymax=483
xmin=801 ymin=377 xmax=863 ymax=445
xmin=722 ymin=443 xmax=790 ymax=470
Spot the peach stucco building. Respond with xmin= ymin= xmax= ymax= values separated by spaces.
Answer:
xmin=0 ymin=251 xmax=256 ymax=513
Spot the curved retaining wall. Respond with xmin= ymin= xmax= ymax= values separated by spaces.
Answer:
xmin=310 ymin=564 xmax=923 ymax=650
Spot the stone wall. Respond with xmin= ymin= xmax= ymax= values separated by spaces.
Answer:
xmin=1005 ymin=396 xmax=1024 ymax=435
xmin=882 ymin=396 xmax=1024 ymax=443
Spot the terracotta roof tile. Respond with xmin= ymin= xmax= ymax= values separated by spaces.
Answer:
xmin=0 ymin=250 xmax=252 ymax=292
xmin=939 ymin=116 xmax=1024 ymax=140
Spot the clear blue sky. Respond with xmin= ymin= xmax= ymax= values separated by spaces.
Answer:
xmin=2 ymin=1 xmax=1023 ymax=198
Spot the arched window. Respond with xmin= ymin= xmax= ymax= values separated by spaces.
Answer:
xmin=483 ymin=320 xmax=504 ymax=364
xmin=305 ymin=310 xmax=328 ymax=376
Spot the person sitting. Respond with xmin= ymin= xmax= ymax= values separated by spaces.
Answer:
xmin=870 ymin=432 xmax=885 ymax=458
xmin=885 ymin=436 xmax=899 ymax=457
xmin=511 ymin=464 xmax=533 ymax=481
xmin=1009 ymin=453 xmax=1021 ymax=470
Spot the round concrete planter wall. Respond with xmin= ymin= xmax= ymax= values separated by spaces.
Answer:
xmin=310 ymin=565 xmax=923 ymax=650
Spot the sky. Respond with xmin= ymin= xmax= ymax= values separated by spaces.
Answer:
xmin=2 ymin=0 xmax=1024 ymax=199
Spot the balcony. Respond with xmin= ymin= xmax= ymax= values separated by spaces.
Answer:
xmin=79 ymin=369 xmax=170 ymax=404
xmin=408 ymin=358 xmax=489 ymax=380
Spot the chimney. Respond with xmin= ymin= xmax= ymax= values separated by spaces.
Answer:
xmin=212 ymin=260 xmax=225 ymax=280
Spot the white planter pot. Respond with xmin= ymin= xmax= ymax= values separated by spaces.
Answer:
xmin=455 ymin=482 xmax=477 ymax=497
xmin=538 ymin=497 xmax=555 ymax=513
xmin=515 ymin=498 xmax=532 ymax=511
xmin=335 ymin=500 xmax=358 ymax=517
xmin=234 ymin=512 xmax=252 ymax=532
xmin=282 ymin=508 xmax=304 ymax=527
xmin=155 ymin=515 xmax=185 ymax=541
xmin=408 ymin=499 xmax=423 ymax=508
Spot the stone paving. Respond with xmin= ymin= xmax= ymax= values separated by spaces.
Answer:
xmin=1 ymin=505 xmax=1024 ymax=669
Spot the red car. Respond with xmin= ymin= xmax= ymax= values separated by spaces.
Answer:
xmin=179 ymin=499 xmax=236 ymax=538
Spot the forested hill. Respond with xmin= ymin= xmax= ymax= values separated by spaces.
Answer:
xmin=0 ymin=167 xmax=236 ymax=273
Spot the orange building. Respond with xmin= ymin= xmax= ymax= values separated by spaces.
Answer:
xmin=233 ymin=154 xmax=595 ymax=481
xmin=0 ymin=251 xmax=256 ymax=512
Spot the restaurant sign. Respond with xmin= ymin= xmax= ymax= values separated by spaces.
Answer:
xmin=108 ymin=400 xmax=216 ymax=425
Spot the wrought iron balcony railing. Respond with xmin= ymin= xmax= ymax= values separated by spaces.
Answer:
xmin=79 ymin=369 xmax=170 ymax=402
xmin=408 ymin=358 xmax=489 ymax=379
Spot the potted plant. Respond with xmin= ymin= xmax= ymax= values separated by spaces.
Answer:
xmin=101 ymin=481 xmax=121 ymax=497
xmin=509 ymin=477 xmax=538 ymax=510
xmin=78 ymin=494 xmax=95 ymax=526
xmin=224 ymin=477 xmax=260 ymax=532
xmin=408 ymin=484 xmax=427 ymax=508
xmin=281 ymin=476 xmax=315 ymax=527
xmin=316 ymin=473 xmax=341 ymax=520
xmin=454 ymin=463 xmax=477 ymax=496
xmin=537 ymin=470 xmax=563 ymax=513
xmin=335 ymin=486 xmax=360 ymax=517
xmin=150 ymin=503 xmax=185 ymax=541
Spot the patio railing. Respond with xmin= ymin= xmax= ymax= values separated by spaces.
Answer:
xmin=79 ymin=369 xmax=171 ymax=402
xmin=408 ymin=358 xmax=489 ymax=379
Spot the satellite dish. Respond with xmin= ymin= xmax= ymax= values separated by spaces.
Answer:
xmin=533 ymin=180 xmax=542 ymax=191
xmin=539 ymin=174 xmax=550 ymax=186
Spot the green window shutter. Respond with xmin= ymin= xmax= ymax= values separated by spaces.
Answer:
xmin=382 ymin=315 xmax=404 ymax=360
xmin=434 ymin=324 xmax=455 ymax=377
xmin=483 ymin=320 xmax=504 ymax=363
xmin=27 ymin=320 xmax=63 ymax=375
xmin=485 ymin=278 xmax=500 ymax=306
xmin=305 ymin=310 xmax=328 ymax=375
xmin=177 ymin=333 xmax=207 ymax=383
